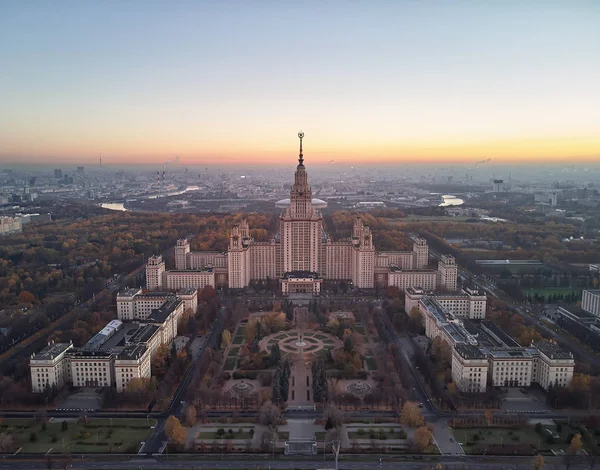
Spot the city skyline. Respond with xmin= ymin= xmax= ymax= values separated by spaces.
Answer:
xmin=1 ymin=1 xmax=599 ymax=165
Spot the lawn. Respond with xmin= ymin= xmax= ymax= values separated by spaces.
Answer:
xmin=232 ymin=336 xmax=244 ymax=345
xmin=348 ymin=429 xmax=407 ymax=440
xmin=228 ymin=347 xmax=239 ymax=357
xmin=195 ymin=429 xmax=253 ymax=440
xmin=522 ymin=287 xmax=581 ymax=300
xmin=355 ymin=324 xmax=366 ymax=334
xmin=453 ymin=424 xmax=591 ymax=455
xmin=223 ymin=357 xmax=237 ymax=371
xmin=0 ymin=418 xmax=155 ymax=453
xmin=365 ymin=357 xmax=377 ymax=371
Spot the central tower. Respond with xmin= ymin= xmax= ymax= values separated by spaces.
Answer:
xmin=280 ymin=132 xmax=323 ymax=273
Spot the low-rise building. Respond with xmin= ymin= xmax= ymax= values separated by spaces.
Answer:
xmin=114 ymin=344 xmax=151 ymax=392
xmin=30 ymin=342 xmax=73 ymax=393
xmin=117 ymin=288 xmax=197 ymax=321
xmin=582 ymin=290 xmax=600 ymax=318
xmin=418 ymin=292 xmax=575 ymax=393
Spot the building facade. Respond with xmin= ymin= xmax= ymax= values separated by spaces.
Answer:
xmin=146 ymin=133 xmax=458 ymax=294
xmin=418 ymin=291 xmax=574 ymax=393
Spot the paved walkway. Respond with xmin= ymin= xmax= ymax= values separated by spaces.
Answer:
xmin=287 ymin=307 xmax=314 ymax=406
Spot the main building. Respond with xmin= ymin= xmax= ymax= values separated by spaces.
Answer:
xmin=147 ymin=133 xmax=457 ymax=294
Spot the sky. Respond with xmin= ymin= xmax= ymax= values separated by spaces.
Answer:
xmin=0 ymin=1 xmax=599 ymax=166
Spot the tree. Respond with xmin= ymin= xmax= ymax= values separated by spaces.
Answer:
xmin=18 ymin=290 xmax=35 ymax=304
xmin=258 ymin=403 xmax=280 ymax=427
xmin=533 ymin=454 xmax=545 ymax=470
xmin=568 ymin=433 xmax=582 ymax=454
xmin=400 ymin=401 xmax=424 ymax=428
xmin=270 ymin=342 xmax=281 ymax=365
xmin=414 ymin=426 xmax=432 ymax=452
xmin=164 ymin=415 xmax=187 ymax=446
xmin=326 ymin=427 xmax=343 ymax=470
xmin=184 ymin=404 xmax=197 ymax=426
xmin=484 ymin=409 xmax=493 ymax=426
xmin=221 ymin=329 xmax=231 ymax=350
xmin=272 ymin=367 xmax=282 ymax=403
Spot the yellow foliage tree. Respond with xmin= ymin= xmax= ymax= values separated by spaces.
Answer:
xmin=400 ymin=401 xmax=424 ymax=428
xmin=568 ymin=433 xmax=582 ymax=454
xmin=414 ymin=426 xmax=432 ymax=452
xmin=221 ymin=329 xmax=231 ymax=350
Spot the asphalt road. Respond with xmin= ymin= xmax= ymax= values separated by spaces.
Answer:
xmin=0 ymin=455 xmax=591 ymax=470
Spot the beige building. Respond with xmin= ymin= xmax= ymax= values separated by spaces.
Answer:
xmin=29 ymin=342 xmax=73 ymax=393
xmin=452 ymin=344 xmax=488 ymax=393
xmin=146 ymin=133 xmax=459 ymax=293
xmin=69 ymin=350 xmax=114 ymax=388
xmin=405 ymin=287 xmax=487 ymax=319
xmin=117 ymin=288 xmax=197 ymax=321
xmin=419 ymin=292 xmax=575 ymax=393
xmin=114 ymin=344 xmax=151 ymax=392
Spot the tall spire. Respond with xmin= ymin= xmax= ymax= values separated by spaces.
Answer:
xmin=298 ymin=131 xmax=304 ymax=166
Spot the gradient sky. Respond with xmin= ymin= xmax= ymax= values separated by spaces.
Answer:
xmin=1 ymin=1 xmax=599 ymax=165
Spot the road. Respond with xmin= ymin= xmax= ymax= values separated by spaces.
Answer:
xmin=141 ymin=305 xmax=226 ymax=454
xmin=0 ymin=454 xmax=592 ymax=470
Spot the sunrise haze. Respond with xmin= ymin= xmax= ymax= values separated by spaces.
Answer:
xmin=1 ymin=1 xmax=599 ymax=165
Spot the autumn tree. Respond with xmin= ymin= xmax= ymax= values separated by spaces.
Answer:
xmin=400 ymin=401 xmax=424 ymax=428
xmin=18 ymin=290 xmax=36 ymax=304
xmin=568 ymin=433 xmax=582 ymax=454
xmin=258 ymin=403 xmax=280 ymax=427
xmin=533 ymin=454 xmax=545 ymax=470
xmin=164 ymin=415 xmax=187 ymax=447
xmin=484 ymin=410 xmax=493 ymax=427
xmin=414 ymin=426 xmax=432 ymax=452
xmin=220 ymin=329 xmax=231 ymax=350
xmin=184 ymin=404 xmax=197 ymax=426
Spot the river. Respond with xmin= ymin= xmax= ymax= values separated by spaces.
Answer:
xmin=101 ymin=185 xmax=201 ymax=211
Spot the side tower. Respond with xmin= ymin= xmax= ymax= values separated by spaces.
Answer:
xmin=146 ymin=255 xmax=165 ymax=290
xmin=227 ymin=223 xmax=250 ymax=288
xmin=438 ymin=254 xmax=458 ymax=291
xmin=412 ymin=237 xmax=429 ymax=269
xmin=174 ymin=238 xmax=190 ymax=270
xmin=352 ymin=218 xmax=375 ymax=288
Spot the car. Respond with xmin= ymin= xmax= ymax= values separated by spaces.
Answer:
xmin=418 ymin=402 xmax=424 ymax=408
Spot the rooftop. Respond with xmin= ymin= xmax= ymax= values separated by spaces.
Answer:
xmin=31 ymin=342 xmax=72 ymax=361
xmin=282 ymin=271 xmax=322 ymax=280
xmin=535 ymin=341 xmax=574 ymax=360
xmin=455 ymin=343 xmax=486 ymax=360
xmin=136 ymin=291 xmax=177 ymax=299
xmin=147 ymin=298 xmax=182 ymax=323
xmin=178 ymin=288 xmax=197 ymax=295
xmin=118 ymin=288 xmax=142 ymax=297
xmin=480 ymin=321 xmax=521 ymax=348
xmin=117 ymin=344 xmax=148 ymax=361
xmin=389 ymin=266 xmax=436 ymax=273
xmin=128 ymin=324 xmax=160 ymax=344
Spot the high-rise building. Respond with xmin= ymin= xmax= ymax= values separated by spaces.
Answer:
xmin=146 ymin=133 xmax=458 ymax=293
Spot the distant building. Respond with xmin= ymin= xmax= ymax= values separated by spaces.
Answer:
xmin=54 ymin=169 xmax=63 ymax=179
xmin=582 ymin=290 xmax=600 ymax=318
xmin=0 ymin=216 xmax=22 ymax=235
xmin=492 ymin=179 xmax=504 ymax=193
xmin=145 ymin=133 xmax=458 ymax=294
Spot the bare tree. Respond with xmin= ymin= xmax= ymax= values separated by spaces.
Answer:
xmin=326 ymin=427 xmax=343 ymax=470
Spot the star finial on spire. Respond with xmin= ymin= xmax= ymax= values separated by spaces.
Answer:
xmin=298 ymin=131 xmax=304 ymax=166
